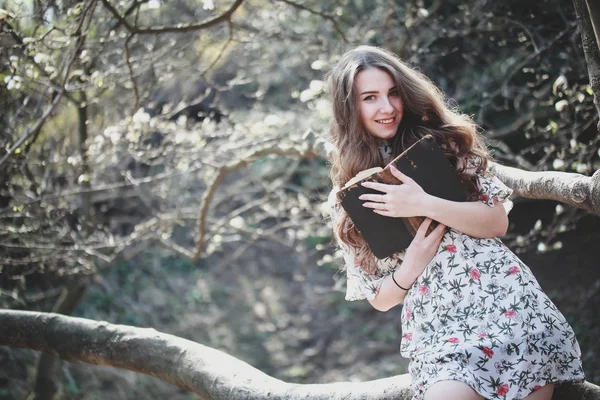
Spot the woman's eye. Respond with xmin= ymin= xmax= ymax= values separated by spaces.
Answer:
xmin=364 ymin=95 xmax=375 ymax=101
xmin=389 ymin=90 xmax=399 ymax=97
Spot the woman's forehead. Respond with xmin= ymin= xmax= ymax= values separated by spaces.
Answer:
xmin=354 ymin=68 xmax=395 ymax=92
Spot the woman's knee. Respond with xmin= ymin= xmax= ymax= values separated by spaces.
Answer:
xmin=423 ymin=380 xmax=484 ymax=400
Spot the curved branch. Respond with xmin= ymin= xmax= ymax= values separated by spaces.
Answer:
xmin=489 ymin=162 xmax=600 ymax=215
xmin=193 ymin=145 xmax=318 ymax=260
xmin=0 ymin=310 xmax=414 ymax=399
xmin=100 ymin=0 xmax=244 ymax=35
xmin=0 ymin=310 xmax=598 ymax=399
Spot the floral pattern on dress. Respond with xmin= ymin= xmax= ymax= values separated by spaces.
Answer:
xmin=327 ymin=169 xmax=584 ymax=400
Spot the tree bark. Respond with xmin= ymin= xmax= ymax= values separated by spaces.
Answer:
xmin=489 ymin=162 xmax=600 ymax=215
xmin=33 ymin=282 xmax=87 ymax=400
xmin=574 ymin=0 xmax=600 ymax=131
xmin=586 ymin=0 xmax=600 ymax=52
xmin=1 ymin=310 xmax=598 ymax=400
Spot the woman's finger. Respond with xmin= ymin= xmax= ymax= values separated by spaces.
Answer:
xmin=358 ymin=193 xmax=386 ymax=202
xmin=431 ymin=229 xmax=445 ymax=249
xmin=390 ymin=165 xmax=413 ymax=183
xmin=414 ymin=217 xmax=433 ymax=239
xmin=372 ymin=209 xmax=393 ymax=217
xmin=362 ymin=201 xmax=388 ymax=209
xmin=361 ymin=181 xmax=392 ymax=193
xmin=430 ymin=222 xmax=447 ymax=237
xmin=426 ymin=222 xmax=447 ymax=243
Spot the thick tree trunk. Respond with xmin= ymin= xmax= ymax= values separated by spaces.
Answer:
xmin=1 ymin=310 xmax=598 ymax=399
xmin=574 ymin=0 xmax=600 ymax=131
xmin=586 ymin=0 xmax=600 ymax=51
xmin=490 ymin=163 xmax=600 ymax=215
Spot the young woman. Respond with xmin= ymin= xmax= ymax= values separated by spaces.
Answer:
xmin=326 ymin=45 xmax=584 ymax=400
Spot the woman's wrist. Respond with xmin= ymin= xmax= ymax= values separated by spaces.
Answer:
xmin=420 ymin=193 xmax=438 ymax=219
xmin=391 ymin=270 xmax=411 ymax=291
xmin=391 ymin=268 xmax=416 ymax=291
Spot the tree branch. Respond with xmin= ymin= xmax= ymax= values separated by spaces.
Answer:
xmin=586 ymin=0 xmax=600 ymax=52
xmin=574 ymin=0 xmax=600 ymax=131
xmin=0 ymin=0 xmax=97 ymax=168
xmin=0 ymin=160 xmax=209 ymax=215
xmin=485 ymin=107 xmax=556 ymax=140
xmin=489 ymin=162 xmax=600 ymax=215
xmin=193 ymin=145 xmax=318 ymax=260
xmin=100 ymin=0 xmax=244 ymax=35
xmin=124 ymin=33 xmax=141 ymax=109
xmin=0 ymin=310 xmax=598 ymax=399
xmin=485 ymin=26 xmax=573 ymax=101
xmin=0 ymin=310 xmax=414 ymax=399
xmin=0 ymin=91 xmax=63 ymax=169
xmin=275 ymin=0 xmax=348 ymax=43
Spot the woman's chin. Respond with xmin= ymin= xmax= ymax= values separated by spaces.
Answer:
xmin=376 ymin=129 xmax=398 ymax=140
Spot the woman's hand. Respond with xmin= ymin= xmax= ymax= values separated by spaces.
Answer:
xmin=359 ymin=165 xmax=429 ymax=218
xmin=368 ymin=218 xmax=446 ymax=312
xmin=403 ymin=218 xmax=446 ymax=276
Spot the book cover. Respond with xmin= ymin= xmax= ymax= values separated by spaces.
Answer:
xmin=336 ymin=135 xmax=468 ymax=259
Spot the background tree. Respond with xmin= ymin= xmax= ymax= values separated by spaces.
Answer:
xmin=0 ymin=0 xmax=599 ymax=398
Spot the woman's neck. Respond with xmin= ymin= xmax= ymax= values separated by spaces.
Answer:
xmin=377 ymin=139 xmax=393 ymax=163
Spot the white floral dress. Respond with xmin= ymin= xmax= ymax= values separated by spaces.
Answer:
xmin=328 ymin=157 xmax=584 ymax=400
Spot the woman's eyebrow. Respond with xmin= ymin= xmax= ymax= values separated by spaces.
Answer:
xmin=360 ymin=86 xmax=397 ymax=96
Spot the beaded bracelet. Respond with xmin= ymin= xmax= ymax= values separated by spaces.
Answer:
xmin=391 ymin=271 xmax=411 ymax=291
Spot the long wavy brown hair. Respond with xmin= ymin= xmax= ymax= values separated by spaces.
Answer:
xmin=327 ymin=45 xmax=491 ymax=274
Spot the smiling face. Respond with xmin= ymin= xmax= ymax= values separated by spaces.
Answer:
xmin=354 ymin=67 xmax=404 ymax=141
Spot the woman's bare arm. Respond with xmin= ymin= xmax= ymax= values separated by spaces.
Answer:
xmin=369 ymin=219 xmax=446 ymax=312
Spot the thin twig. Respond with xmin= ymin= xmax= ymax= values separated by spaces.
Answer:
xmin=486 ymin=26 xmax=573 ymax=100
xmin=125 ymin=33 xmax=140 ymax=109
xmin=201 ymin=20 xmax=234 ymax=76
xmin=0 ymin=92 xmax=64 ymax=169
xmin=0 ymin=161 xmax=211 ymax=214
xmin=100 ymin=0 xmax=244 ymax=35
xmin=275 ymin=0 xmax=348 ymax=43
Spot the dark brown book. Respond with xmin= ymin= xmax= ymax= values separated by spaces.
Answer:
xmin=336 ymin=135 xmax=468 ymax=259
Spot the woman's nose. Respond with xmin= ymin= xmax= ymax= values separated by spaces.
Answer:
xmin=380 ymin=98 xmax=394 ymax=113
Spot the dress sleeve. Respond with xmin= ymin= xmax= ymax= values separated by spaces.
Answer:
xmin=474 ymin=172 xmax=514 ymax=214
xmin=462 ymin=156 xmax=514 ymax=214
xmin=327 ymin=189 xmax=386 ymax=301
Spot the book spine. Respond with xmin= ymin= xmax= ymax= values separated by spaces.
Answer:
xmin=403 ymin=216 xmax=438 ymax=236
